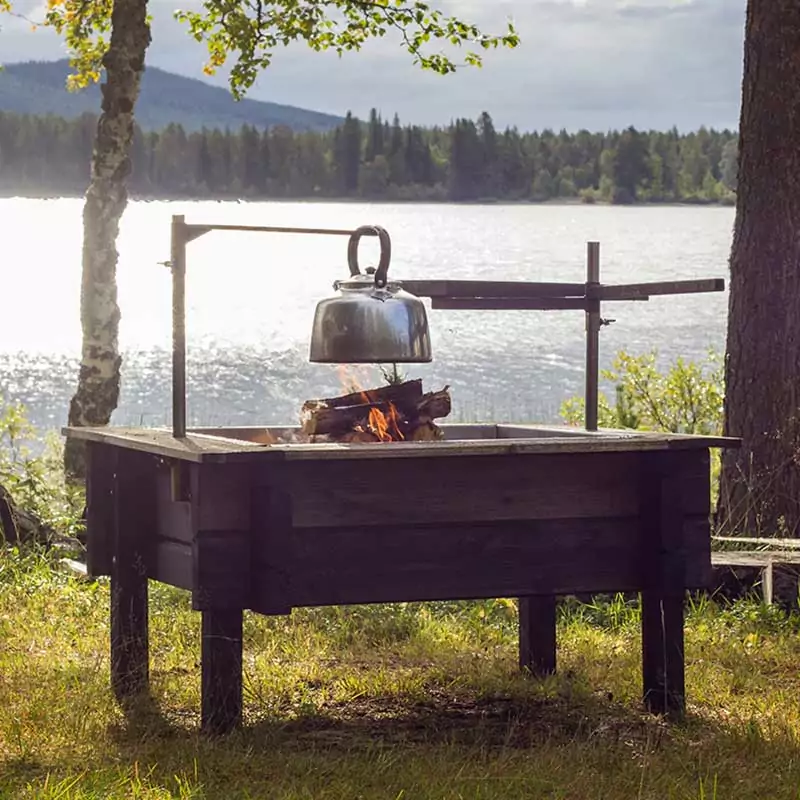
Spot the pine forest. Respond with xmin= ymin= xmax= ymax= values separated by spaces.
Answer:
xmin=0 ymin=108 xmax=738 ymax=204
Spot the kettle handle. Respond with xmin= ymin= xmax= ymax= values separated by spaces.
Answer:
xmin=347 ymin=225 xmax=392 ymax=287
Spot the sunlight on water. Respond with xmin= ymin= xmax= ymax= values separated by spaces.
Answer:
xmin=0 ymin=198 xmax=732 ymax=430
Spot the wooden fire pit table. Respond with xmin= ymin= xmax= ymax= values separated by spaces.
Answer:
xmin=65 ymin=422 xmax=737 ymax=735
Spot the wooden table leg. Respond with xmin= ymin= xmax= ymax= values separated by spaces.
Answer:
xmin=201 ymin=608 xmax=243 ymax=735
xmin=110 ymin=450 xmax=155 ymax=704
xmin=111 ymin=565 xmax=149 ymax=702
xmin=641 ymin=592 xmax=685 ymax=716
xmin=639 ymin=451 xmax=689 ymax=718
xmin=519 ymin=595 xmax=557 ymax=676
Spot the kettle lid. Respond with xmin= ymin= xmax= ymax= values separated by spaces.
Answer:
xmin=335 ymin=266 xmax=400 ymax=293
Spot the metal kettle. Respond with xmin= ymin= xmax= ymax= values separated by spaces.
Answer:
xmin=309 ymin=225 xmax=433 ymax=364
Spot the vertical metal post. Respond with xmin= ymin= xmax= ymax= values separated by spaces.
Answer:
xmin=171 ymin=215 xmax=187 ymax=439
xmin=585 ymin=241 xmax=601 ymax=432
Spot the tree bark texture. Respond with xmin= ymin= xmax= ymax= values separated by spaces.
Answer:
xmin=64 ymin=0 xmax=151 ymax=480
xmin=719 ymin=0 xmax=800 ymax=536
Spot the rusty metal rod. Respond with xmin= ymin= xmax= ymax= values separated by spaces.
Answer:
xmin=432 ymin=297 xmax=591 ymax=311
xmin=599 ymin=278 xmax=725 ymax=300
xmin=184 ymin=223 xmax=378 ymax=240
xmin=172 ymin=215 xmax=188 ymax=439
xmin=404 ymin=279 xmax=723 ymax=301
xmin=169 ymin=217 xmax=382 ymax=441
xmin=585 ymin=242 xmax=601 ymax=432
xmin=403 ymin=280 xmax=588 ymax=299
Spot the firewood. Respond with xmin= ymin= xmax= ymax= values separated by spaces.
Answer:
xmin=416 ymin=388 xmax=451 ymax=421
xmin=411 ymin=422 xmax=445 ymax=442
xmin=302 ymin=383 xmax=451 ymax=438
xmin=302 ymin=379 xmax=423 ymax=415
xmin=302 ymin=400 xmax=397 ymax=436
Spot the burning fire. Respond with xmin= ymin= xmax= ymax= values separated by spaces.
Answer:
xmin=367 ymin=402 xmax=405 ymax=442
xmin=337 ymin=365 xmax=406 ymax=442
xmin=336 ymin=364 xmax=374 ymax=394
xmin=300 ymin=367 xmax=448 ymax=444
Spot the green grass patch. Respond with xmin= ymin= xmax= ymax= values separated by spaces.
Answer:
xmin=3 ymin=547 xmax=800 ymax=799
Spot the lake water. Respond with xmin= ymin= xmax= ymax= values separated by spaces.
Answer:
xmin=0 ymin=198 xmax=733 ymax=432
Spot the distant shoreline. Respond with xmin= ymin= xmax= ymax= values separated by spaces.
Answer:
xmin=0 ymin=189 xmax=737 ymax=208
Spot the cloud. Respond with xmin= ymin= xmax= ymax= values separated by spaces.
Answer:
xmin=0 ymin=0 xmax=746 ymax=131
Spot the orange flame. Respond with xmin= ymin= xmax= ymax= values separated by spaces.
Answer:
xmin=334 ymin=365 xmax=405 ymax=442
xmin=367 ymin=403 xmax=405 ymax=442
xmin=336 ymin=365 xmax=373 ymax=394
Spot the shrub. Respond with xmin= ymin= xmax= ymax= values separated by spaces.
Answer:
xmin=0 ymin=399 xmax=84 ymax=547
xmin=560 ymin=349 xmax=723 ymax=435
xmin=560 ymin=350 xmax=724 ymax=502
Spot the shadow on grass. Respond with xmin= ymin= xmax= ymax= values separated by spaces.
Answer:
xmin=6 ymin=667 xmax=800 ymax=798
xmin=106 ymin=674 xmax=800 ymax=770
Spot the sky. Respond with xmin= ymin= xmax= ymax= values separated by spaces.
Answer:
xmin=0 ymin=0 xmax=746 ymax=132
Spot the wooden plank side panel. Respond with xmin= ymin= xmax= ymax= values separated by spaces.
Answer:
xmin=156 ymin=467 xmax=193 ymax=544
xmin=152 ymin=540 xmax=193 ymax=590
xmin=86 ymin=442 xmax=116 ymax=577
xmin=287 ymin=450 xmax=712 ymax=529
xmin=288 ymin=452 xmax=642 ymax=528
xmin=155 ymin=460 xmax=254 ymax=544
xmin=191 ymin=529 xmax=251 ymax=611
xmin=193 ymin=463 xmax=252 ymax=532
xmin=250 ymin=471 xmax=293 ymax=615
xmin=672 ymin=448 xmax=712 ymax=589
xmin=249 ymin=516 xmax=710 ymax=611
xmin=672 ymin=448 xmax=712 ymax=521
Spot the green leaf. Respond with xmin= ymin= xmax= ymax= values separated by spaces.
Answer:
xmin=173 ymin=0 xmax=519 ymax=98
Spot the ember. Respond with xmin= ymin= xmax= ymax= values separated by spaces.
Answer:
xmin=301 ymin=378 xmax=451 ymax=443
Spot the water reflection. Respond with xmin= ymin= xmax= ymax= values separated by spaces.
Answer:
xmin=0 ymin=198 xmax=731 ymax=431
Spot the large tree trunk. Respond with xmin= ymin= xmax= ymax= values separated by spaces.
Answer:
xmin=64 ymin=0 xmax=151 ymax=480
xmin=718 ymin=0 xmax=800 ymax=536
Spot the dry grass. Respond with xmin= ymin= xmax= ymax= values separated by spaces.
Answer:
xmin=2 ymin=548 xmax=800 ymax=799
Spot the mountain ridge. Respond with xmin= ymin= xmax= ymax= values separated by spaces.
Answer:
xmin=0 ymin=59 xmax=344 ymax=133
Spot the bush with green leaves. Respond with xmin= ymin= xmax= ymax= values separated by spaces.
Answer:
xmin=0 ymin=399 xmax=84 ymax=546
xmin=561 ymin=350 xmax=724 ymax=503
xmin=561 ymin=349 xmax=723 ymax=434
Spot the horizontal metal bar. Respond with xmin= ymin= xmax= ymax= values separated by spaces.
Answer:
xmin=432 ymin=297 xmax=590 ymax=311
xmin=599 ymin=278 xmax=725 ymax=301
xmin=402 ymin=280 xmax=588 ymax=299
xmin=593 ymin=289 xmax=651 ymax=301
xmin=185 ymin=223 xmax=376 ymax=240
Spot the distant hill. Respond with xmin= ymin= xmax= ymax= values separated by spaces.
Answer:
xmin=0 ymin=59 xmax=343 ymax=133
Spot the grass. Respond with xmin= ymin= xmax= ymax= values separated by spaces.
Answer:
xmin=3 ymin=548 xmax=800 ymax=799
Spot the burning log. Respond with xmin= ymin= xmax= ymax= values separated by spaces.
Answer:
xmin=301 ymin=380 xmax=451 ymax=441
xmin=303 ymin=379 xmax=424 ymax=413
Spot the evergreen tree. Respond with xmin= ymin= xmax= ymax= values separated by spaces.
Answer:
xmin=365 ymin=108 xmax=384 ymax=163
xmin=239 ymin=124 xmax=262 ymax=194
xmin=387 ymin=113 xmax=407 ymax=186
xmin=612 ymin=126 xmax=651 ymax=203
xmin=477 ymin=111 xmax=498 ymax=197
xmin=0 ymin=108 xmax=738 ymax=206
xmin=448 ymin=118 xmax=482 ymax=200
xmin=335 ymin=112 xmax=362 ymax=194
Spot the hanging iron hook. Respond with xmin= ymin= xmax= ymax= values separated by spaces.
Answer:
xmin=347 ymin=225 xmax=392 ymax=287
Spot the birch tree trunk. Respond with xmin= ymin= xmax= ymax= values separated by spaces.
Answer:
xmin=718 ymin=0 xmax=800 ymax=536
xmin=64 ymin=0 xmax=151 ymax=479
